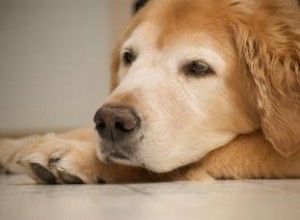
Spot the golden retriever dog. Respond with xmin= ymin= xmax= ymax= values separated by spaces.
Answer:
xmin=0 ymin=0 xmax=300 ymax=184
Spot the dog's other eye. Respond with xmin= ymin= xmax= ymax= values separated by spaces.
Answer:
xmin=122 ymin=50 xmax=136 ymax=66
xmin=183 ymin=60 xmax=214 ymax=77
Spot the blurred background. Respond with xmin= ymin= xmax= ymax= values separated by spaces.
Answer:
xmin=0 ymin=0 xmax=135 ymax=136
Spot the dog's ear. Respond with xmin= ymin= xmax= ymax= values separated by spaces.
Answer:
xmin=233 ymin=7 xmax=300 ymax=157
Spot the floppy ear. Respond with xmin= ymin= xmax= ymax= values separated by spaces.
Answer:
xmin=233 ymin=10 xmax=300 ymax=157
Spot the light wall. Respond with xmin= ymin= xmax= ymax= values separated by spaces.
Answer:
xmin=0 ymin=0 xmax=133 ymax=135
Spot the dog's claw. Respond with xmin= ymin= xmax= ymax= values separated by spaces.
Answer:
xmin=30 ymin=163 xmax=56 ymax=184
xmin=58 ymin=171 xmax=84 ymax=184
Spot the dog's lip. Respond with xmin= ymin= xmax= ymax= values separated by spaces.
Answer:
xmin=100 ymin=149 xmax=140 ymax=167
xmin=104 ymin=151 xmax=138 ymax=167
xmin=109 ymin=151 xmax=129 ymax=160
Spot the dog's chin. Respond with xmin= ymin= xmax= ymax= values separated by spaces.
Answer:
xmin=140 ymin=162 xmax=180 ymax=174
xmin=96 ymin=147 xmax=181 ymax=173
xmin=98 ymin=149 xmax=185 ymax=173
xmin=107 ymin=156 xmax=136 ymax=167
xmin=105 ymin=153 xmax=137 ymax=167
xmin=96 ymin=147 xmax=139 ymax=167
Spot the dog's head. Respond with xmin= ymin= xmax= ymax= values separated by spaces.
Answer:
xmin=94 ymin=0 xmax=300 ymax=173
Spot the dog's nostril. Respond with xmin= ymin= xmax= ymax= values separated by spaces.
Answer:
xmin=95 ymin=119 xmax=106 ymax=131
xmin=115 ymin=121 xmax=126 ymax=131
xmin=98 ymin=121 xmax=106 ymax=129
xmin=115 ymin=120 xmax=136 ymax=132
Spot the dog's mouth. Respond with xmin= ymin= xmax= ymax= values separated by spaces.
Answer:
xmin=105 ymin=153 xmax=136 ymax=167
xmin=109 ymin=151 xmax=129 ymax=160
xmin=99 ymin=141 xmax=139 ymax=166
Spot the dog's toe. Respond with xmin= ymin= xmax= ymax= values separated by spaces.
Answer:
xmin=48 ymin=156 xmax=61 ymax=166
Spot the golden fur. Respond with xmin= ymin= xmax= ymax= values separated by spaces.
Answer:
xmin=0 ymin=0 xmax=299 ymax=183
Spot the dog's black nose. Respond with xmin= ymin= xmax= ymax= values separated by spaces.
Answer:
xmin=94 ymin=105 xmax=140 ymax=141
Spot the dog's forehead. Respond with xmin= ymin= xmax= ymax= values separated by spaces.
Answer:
xmin=122 ymin=22 xmax=158 ymax=50
xmin=123 ymin=21 xmax=227 ymax=53
xmin=123 ymin=0 xmax=233 ymax=54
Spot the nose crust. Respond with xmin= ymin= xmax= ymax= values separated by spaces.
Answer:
xmin=94 ymin=105 xmax=140 ymax=141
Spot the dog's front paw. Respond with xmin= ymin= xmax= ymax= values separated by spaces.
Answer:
xmin=0 ymin=137 xmax=38 ymax=174
xmin=17 ymin=134 xmax=103 ymax=184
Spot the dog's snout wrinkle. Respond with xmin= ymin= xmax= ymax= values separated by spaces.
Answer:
xmin=94 ymin=105 xmax=140 ymax=142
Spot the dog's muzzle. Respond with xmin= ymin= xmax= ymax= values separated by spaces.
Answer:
xmin=94 ymin=105 xmax=142 ymax=164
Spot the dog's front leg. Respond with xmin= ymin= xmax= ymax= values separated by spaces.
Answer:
xmin=0 ymin=129 xmax=153 ymax=184
xmin=0 ymin=136 xmax=40 ymax=174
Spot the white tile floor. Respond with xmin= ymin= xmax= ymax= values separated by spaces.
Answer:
xmin=0 ymin=175 xmax=300 ymax=220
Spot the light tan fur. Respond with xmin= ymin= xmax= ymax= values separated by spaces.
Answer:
xmin=0 ymin=0 xmax=299 ymax=184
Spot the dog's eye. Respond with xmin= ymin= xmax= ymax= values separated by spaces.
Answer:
xmin=183 ymin=60 xmax=213 ymax=77
xmin=122 ymin=50 xmax=136 ymax=66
